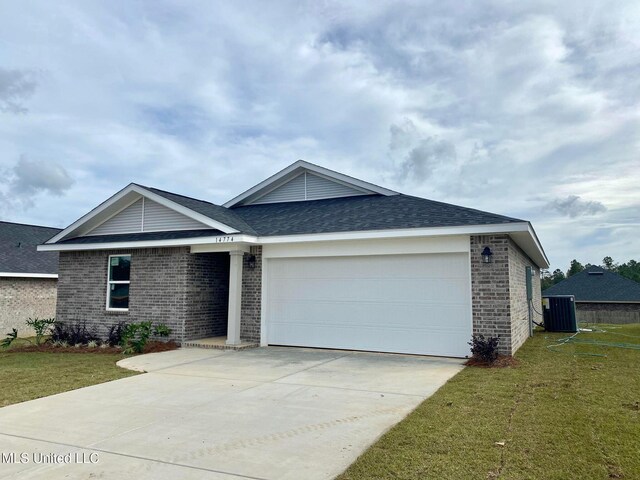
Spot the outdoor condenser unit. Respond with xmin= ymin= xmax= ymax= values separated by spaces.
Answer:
xmin=542 ymin=295 xmax=578 ymax=333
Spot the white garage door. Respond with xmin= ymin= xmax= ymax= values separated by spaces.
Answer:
xmin=266 ymin=253 xmax=472 ymax=357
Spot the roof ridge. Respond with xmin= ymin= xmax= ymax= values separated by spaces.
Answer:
xmin=0 ymin=220 xmax=62 ymax=231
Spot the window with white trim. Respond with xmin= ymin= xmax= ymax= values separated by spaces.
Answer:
xmin=107 ymin=255 xmax=131 ymax=310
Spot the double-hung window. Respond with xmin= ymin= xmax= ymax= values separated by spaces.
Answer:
xmin=107 ymin=255 xmax=131 ymax=310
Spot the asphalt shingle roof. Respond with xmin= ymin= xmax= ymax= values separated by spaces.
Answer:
xmin=0 ymin=221 xmax=61 ymax=274
xmin=543 ymin=266 xmax=640 ymax=303
xmin=230 ymin=194 xmax=523 ymax=236
xmin=52 ymin=187 xmax=526 ymax=245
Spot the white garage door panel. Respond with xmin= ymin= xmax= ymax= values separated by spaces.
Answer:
xmin=266 ymin=253 xmax=472 ymax=357
xmin=270 ymin=277 xmax=469 ymax=304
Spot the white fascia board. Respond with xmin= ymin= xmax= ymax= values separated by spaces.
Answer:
xmin=37 ymin=234 xmax=256 ymax=252
xmin=527 ymin=223 xmax=550 ymax=268
xmin=258 ymin=222 xmax=531 ymax=244
xmin=0 ymin=272 xmax=58 ymax=279
xmin=47 ymin=185 xmax=239 ymax=244
xmin=223 ymin=160 xmax=398 ymax=207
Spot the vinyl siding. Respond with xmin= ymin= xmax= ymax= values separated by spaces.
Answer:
xmin=252 ymin=173 xmax=306 ymax=205
xmin=143 ymin=199 xmax=209 ymax=232
xmin=251 ymin=172 xmax=369 ymax=205
xmin=89 ymin=198 xmax=143 ymax=235
xmin=306 ymin=172 xmax=365 ymax=200
xmin=86 ymin=197 xmax=208 ymax=236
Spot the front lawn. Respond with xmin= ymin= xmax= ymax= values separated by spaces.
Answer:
xmin=0 ymin=350 xmax=138 ymax=407
xmin=340 ymin=324 xmax=640 ymax=480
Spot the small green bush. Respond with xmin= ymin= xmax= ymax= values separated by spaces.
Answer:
xmin=1 ymin=328 xmax=18 ymax=348
xmin=153 ymin=323 xmax=172 ymax=338
xmin=26 ymin=317 xmax=56 ymax=345
xmin=120 ymin=321 xmax=153 ymax=354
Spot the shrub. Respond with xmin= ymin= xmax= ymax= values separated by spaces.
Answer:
xmin=468 ymin=334 xmax=500 ymax=363
xmin=1 ymin=328 xmax=18 ymax=348
xmin=25 ymin=317 xmax=56 ymax=345
xmin=107 ymin=322 xmax=126 ymax=347
xmin=153 ymin=323 xmax=172 ymax=338
xmin=50 ymin=322 xmax=99 ymax=346
xmin=120 ymin=321 xmax=153 ymax=354
xmin=87 ymin=340 xmax=98 ymax=348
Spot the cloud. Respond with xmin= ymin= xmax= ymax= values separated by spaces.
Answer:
xmin=0 ymin=68 xmax=38 ymax=113
xmin=397 ymin=137 xmax=457 ymax=182
xmin=546 ymin=195 xmax=607 ymax=218
xmin=0 ymin=156 xmax=74 ymax=214
xmin=10 ymin=155 xmax=74 ymax=196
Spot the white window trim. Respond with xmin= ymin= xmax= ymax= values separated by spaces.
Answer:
xmin=106 ymin=254 xmax=131 ymax=311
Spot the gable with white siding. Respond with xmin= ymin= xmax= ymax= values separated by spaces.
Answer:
xmin=251 ymin=171 xmax=371 ymax=205
xmin=86 ymin=196 xmax=209 ymax=236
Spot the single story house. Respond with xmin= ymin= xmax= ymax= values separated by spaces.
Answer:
xmin=543 ymin=265 xmax=640 ymax=324
xmin=39 ymin=161 xmax=548 ymax=357
xmin=1 ymin=221 xmax=61 ymax=336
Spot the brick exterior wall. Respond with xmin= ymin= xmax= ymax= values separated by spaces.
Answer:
xmin=57 ymin=248 xmax=229 ymax=342
xmin=508 ymin=238 xmax=542 ymax=352
xmin=471 ymin=235 xmax=542 ymax=355
xmin=0 ymin=277 xmax=57 ymax=336
xmin=576 ymin=302 xmax=640 ymax=324
xmin=240 ymin=246 xmax=262 ymax=343
xmin=470 ymin=235 xmax=512 ymax=351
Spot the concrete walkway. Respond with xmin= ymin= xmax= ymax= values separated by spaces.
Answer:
xmin=0 ymin=347 xmax=464 ymax=479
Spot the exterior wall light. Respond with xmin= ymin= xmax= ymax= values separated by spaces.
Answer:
xmin=481 ymin=247 xmax=493 ymax=264
xmin=247 ymin=254 xmax=257 ymax=270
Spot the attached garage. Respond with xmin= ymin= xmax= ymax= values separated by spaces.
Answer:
xmin=265 ymin=252 xmax=472 ymax=357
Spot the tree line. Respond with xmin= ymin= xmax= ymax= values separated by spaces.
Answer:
xmin=541 ymin=257 xmax=640 ymax=290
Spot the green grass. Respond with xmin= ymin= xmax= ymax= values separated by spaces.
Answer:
xmin=0 ymin=347 xmax=139 ymax=408
xmin=339 ymin=324 xmax=640 ymax=480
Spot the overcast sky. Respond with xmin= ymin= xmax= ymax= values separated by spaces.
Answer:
xmin=1 ymin=1 xmax=638 ymax=270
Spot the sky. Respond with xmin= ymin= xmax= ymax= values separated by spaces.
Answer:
xmin=0 ymin=0 xmax=638 ymax=271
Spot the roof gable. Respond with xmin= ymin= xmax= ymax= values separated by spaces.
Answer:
xmin=543 ymin=266 xmax=640 ymax=302
xmin=224 ymin=160 xmax=398 ymax=207
xmin=250 ymin=171 xmax=372 ymax=205
xmin=85 ymin=196 xmax=210 ymax=236
xmin=46 ymin=184 xmax=240 ymax=244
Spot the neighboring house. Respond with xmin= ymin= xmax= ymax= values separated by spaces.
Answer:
xmin=0 ymin=221 xmax=61 ymax=336
xmin=38 ymin=161 xmax=548 ymax=357
xmin=543 ymin=265 xmax=640 ymax=324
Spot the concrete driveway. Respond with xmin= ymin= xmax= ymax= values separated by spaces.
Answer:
xmin=0 ymin=347 xmax=464 ymax=479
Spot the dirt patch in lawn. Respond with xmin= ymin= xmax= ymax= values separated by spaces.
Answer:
xmin=465 ymin=354 xmax=519 ymax=368
xmin=8 ymin=341 xmax=179 ymax=355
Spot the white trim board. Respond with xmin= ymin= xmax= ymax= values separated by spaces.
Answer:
xmin=261 ymin=235 xmax=470 ymax=259
xmin=0 ymin=272 xmax=58 ymax=279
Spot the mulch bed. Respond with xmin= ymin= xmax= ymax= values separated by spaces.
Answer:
xmin=465 ymin=354 xmax=519 ymax=368
xmin=8 ymin=341 xmax=180 ymax=355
